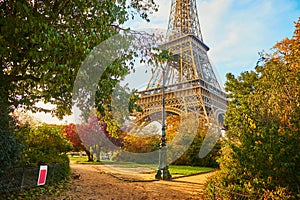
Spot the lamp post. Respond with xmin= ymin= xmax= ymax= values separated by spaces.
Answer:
xmin=155 ymin=62 xmax=172 ymax=181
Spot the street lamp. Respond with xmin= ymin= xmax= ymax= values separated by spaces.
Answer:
xmin=155 ymin=61 xmax=172 ymax=181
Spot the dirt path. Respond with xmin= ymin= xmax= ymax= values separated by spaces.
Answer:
xmin=52 ymin=164 xmax=214 ymax=200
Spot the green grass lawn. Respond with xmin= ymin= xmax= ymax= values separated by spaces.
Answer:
xmin=168 ymin=165 xmax=213 ymax=176
xmin=68 ymin=155 xmax=102 ymax=165
xmin=68 ymin=155 xmax=214 ymax=176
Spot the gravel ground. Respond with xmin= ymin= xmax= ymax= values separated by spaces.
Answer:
xmin=46 ymin=164 xmax=214 ymax=200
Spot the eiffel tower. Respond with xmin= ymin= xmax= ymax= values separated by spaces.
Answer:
xmin=135 ymin=0 xmax=227 ymax=126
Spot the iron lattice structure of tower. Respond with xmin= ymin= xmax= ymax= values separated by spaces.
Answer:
xmin=135 ymin=0 xmax=227 ymax=126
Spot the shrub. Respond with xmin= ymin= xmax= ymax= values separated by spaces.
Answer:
xmin=48 ymin=154 xmax=70 ymax=184
xmin=0 ymin=129 xmax=23 ymax=173
xmin=21 ymin=124 xmax=73 ymax=166
xmin=172 ymin=132 xmax=221 ymax=168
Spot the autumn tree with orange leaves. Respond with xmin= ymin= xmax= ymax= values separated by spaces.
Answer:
xmin=206 ymin=18 xmax=300 ymax=199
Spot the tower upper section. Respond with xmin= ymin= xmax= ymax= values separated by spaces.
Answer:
xmin=166 ymin=0 xmax=203 ymax=41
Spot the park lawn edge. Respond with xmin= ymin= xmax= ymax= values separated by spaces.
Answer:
xmin=69 ymin=155 xmax=215 ymax=176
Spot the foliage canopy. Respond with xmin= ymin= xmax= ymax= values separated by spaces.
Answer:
xmin=206 ymin=18 xmax=300 ymax=199
xmin=0 ymin=0 xmax=158 ymax=169
xmin=0 ymin=0 xmax=158 ymax=128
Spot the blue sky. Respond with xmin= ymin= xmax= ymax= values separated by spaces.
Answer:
xmin=126 ymin=0 xmax=300 ymax=85
xmin=34 ymin=0 xmax=300 ymax=124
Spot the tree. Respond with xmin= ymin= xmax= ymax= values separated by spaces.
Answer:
xmin=63 ymin=123 xmax=94 ymax=161
xmin=166 ymin=115 xmax=220 ymax=167
xmin=0 ymin=0 xmax=158 ymax=129
xmin=206 ymin=18 xmax=300 ymax=199
xmin=64 ymin=124 xmax=82 ymax=152
xmin=77 ymin=115 xmax=118 ymax=162
xmin=0 ymin=0 xmax=158 ymax=168
xmin=122 ymin=124 xmax=160 ymax=153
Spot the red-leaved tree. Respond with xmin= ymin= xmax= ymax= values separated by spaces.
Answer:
xmin=77 ymin=116 xmax=120 ymax=162
xmin=64 ymin=123 xmax=93 ymax=161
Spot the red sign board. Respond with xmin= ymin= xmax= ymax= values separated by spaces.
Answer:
xmin=37 ymin=165 xmax=48 ymax=186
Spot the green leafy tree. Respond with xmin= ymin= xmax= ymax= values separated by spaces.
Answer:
xmin=206 ymin=18 xmax=300 ymax=199
xmin=0 ymin=0 xmax=158 ymax=168
xmin=0 ymin=0 xmax=158 ymax=128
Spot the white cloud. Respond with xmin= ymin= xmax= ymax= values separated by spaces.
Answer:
xmin=34 ymin=0 xmax=300 ymax=124
xmin=194 ymin=0 xmax=299 ymax=82
xmin=126 ymin=0 xmax=299 ymax=83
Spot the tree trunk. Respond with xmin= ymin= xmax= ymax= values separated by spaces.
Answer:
xmin=95 ymin=145 xmax=101 ymax=162
xmin=85 ymin=149 xmax=93 ymax=162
